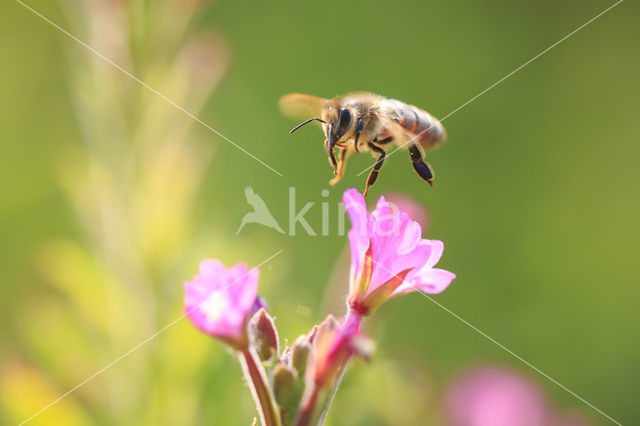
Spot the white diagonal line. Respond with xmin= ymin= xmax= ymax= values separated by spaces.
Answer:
xmin=18 ymin=249 xmax=284 ymax=426
xmin=357 ymin=0 xmax=623 ymax=177
xmin=365 ymin=255 xmax=622 ymax=425
xmin=15 ymin=0 xmax=283 ymax=177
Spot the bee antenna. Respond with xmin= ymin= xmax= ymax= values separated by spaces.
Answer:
xmin=289 ymin=117 xmax=326 ymax=134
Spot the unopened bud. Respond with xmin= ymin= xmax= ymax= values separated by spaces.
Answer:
xmin=291 ymin=335 xmax=311 ymax=377
xmin=273 ymin=363 xmax=297 ymax=403
xmin=312 ymin=313 xmax=365 ymax=388
xmin=272 ymin=363 xmax=302 ymax=425
xmin=248 ymin=308 xmax=279 ymax=361
xmin=314 ymin=315 xmax=339 ymax=342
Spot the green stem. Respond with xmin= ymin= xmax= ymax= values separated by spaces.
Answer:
xmin=317 ymin=362 xmax=348 ymax=425
xmin=240 ymin=347 xmax=281 ymax=426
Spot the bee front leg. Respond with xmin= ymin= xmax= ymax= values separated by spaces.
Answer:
xmin=325 ymin=138 xmax=338 ymax=174
xmin=330 ymin=147 xmax=350 ymax=186
xmin=363 ymin=142 xmax=386 ymax=197
xmin=409 ymin=144 xmax=434 ymax=187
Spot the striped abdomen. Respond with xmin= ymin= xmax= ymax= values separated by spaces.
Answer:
xmin=379 ymin=99 xmax=446 ymax=149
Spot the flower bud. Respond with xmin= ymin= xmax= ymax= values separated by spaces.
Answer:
xmin=272 ymin=363 xmax=303 ymax=425
xmin=248 ymin=307 xmax=279 ymax=361
xmin=272 ymin=364 xmax=297 ymax=402
xmin=291 ymin=335 xmax=311 ymax=378
xmin=311 ymin=314 xmax=339 ymax=344
xmin=312 ymin=313 xmax=363 ymax=389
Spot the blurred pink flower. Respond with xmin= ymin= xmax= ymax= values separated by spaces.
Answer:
xmin=444 ymin=366 xmax=550 ymax=426
xmin=184 ymin=260 xmax=259 ymax=348
xmin=343 ymin=188 xmax=455 ymax=315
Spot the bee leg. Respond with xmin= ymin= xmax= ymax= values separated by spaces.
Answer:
xmin=353 ymin=118 xmax=364 ymax=153
xmin=363 ymin=142 xmax=386 ymax=197
xmin=409 ymin=144 xmax=434 ymax=187
xmin=330 ymin=148 xmax=350 ymax=186
xmin=325 ymin=138 xmax=338 ymax=174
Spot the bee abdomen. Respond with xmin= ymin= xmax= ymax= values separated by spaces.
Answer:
xmin=380 ymin=99 xmax=446 ymax=148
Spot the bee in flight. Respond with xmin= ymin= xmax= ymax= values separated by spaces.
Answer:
xmin=280 ymin=92 xmax=447 ymax=196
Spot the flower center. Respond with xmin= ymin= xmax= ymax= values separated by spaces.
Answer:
xmin=200 ymin=292 xmax=227 ymax=322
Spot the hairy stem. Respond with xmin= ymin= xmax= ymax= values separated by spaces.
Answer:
xmin=317 ymin=362 xmax=348 ymax=425
xmin=240 ymin=347 xmax=281 ymax=426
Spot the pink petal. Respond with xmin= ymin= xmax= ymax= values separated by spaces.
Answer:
xmin=373 ymin=195 xmax=392 ymax=218
xmin=424 ymin=240 xmax=443 ymax=268
xmin=183 ymin=260 xmax=259 ymax=344
xmin=368 ymin=211 xmax=428 ymax=294
xmin=343 ymin=189 xmax=368 ymax=237
xmin=384 ymin=192 xmax=429 ymax=232
xmin=343 ymin=189 xmax=370 ymax=278
xmin=231 ymin=265 xmax=260 ymax=311
xmin=199 ymin=259 xmax=226 ymax=282
xmin=397 ymin=219 xmax=422 ymax=255
xmin=397 ymin=267 xmax=456 ymax=295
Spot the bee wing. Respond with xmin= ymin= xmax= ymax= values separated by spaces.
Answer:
xmin=279 ymin=93 xmax=327 ymax=119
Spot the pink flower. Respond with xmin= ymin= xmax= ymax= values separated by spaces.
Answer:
xmin=184 ymin=259 xmax=259 ymax=349
xmin=384 ymin=192 xmax=430 ymax=232
xmin=343 ymin=188 xmax=455 ymax=315
xmin=444 ymin=366 xmax=551 ymax=426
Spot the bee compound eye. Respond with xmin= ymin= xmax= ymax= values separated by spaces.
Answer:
xmin=339 ymin=108 xmax=351 ymax=124
xmin=337 ymin=108 xmax=352 ymax=134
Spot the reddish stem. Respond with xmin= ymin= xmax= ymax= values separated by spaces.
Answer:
xmin=240 ymin=347 xmax=281 ymax=426
xmin=294 ymin=386 xmax=320 ymax=426
xmin=296 ymin=312 xmax=363 ymax=425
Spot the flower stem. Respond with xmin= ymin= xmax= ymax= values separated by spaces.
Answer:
xmin=294 ymin=386 xmax=320 ymax=426
xmin=240 ymin=347 xmax=281 ymax=426
xmin=298 ymin=311 xmax=362 ymax=426
xmin=316 ymin=311 xmax=361 ymax=424
xmin=317 ymin=362 xmax=347 ymax=425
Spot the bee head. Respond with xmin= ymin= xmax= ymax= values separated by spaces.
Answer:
xmin=326 ymin=107 xmax=353 ymax=148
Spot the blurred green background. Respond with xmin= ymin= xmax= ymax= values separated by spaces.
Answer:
xmin=1 ymin=0 xmax=638 ymax=424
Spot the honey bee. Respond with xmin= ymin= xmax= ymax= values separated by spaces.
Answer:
xmin=280 ymin=92 xmax=447 ymax=196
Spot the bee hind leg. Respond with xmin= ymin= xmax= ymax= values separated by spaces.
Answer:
xmin=363 ymin=142 xmax=386 ymax=197
xmin=409 ymin=144 xmax=434 ymax=187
